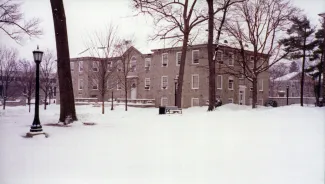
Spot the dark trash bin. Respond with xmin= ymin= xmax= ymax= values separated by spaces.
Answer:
xmin=159 ymin=106 xmax=166 ymax=115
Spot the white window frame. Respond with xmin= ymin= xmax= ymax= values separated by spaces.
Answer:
xmin=192 ymin=50 xmax=199 ymax=64
xmin=78 ymin=79 xmax=83 ymax=90
xmin=228 ymin=52 xmax=234 ymax=66
xmin=161 ymin=76 xmax=168 ymax=89
xmin=259 ymin=80 xmax=264 ymax=91
xmin=217 ymin=75 xmax=223 ymax=90
xmin=228 ymin=76 xmax=234 ymax=90
xmin=191 ymin=98 xmax=199 ymax=107
xmin=130 ymin=56 xmax=137 ymax=72
xmin=79 ymin=61 xmax=83 ymax=72
xmin=228 ymin=98 xmax=234 ymax=103
xmin=92 ymin=61 xmax=99 ymax=72
xmin=92 ymin=79 xmax=98 ymax=90
xmin=145 ymin=78 xmax=150 ymax=90
xmin=145 ymin=58 xmax=151 ymax=70
xmin=70 ymin=62 xmax=74 ymax=72
xmin=176 ymin=52 xmax=181 ymax=66
xmin=191 ymin=74 xmax=199 ymax=89
xmin=117 ymin=83 xmax=121 ymax=90
xmin=162 ymin=53 xmax=168 ymax=67
xmin=161 ymin=97 xmax=168 ymax=106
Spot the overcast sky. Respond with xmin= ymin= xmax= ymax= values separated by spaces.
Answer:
xmin=1 ymin=0 xmax=324 ymax=61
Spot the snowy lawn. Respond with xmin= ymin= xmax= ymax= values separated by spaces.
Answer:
xmin=0 ymin=104 xmax=324 ymax=184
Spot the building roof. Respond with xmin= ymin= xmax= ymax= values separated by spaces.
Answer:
xmin=274 ymin=72 xmax=300 ymax=81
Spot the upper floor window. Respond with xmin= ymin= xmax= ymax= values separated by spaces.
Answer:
xmin=228 ymin=52 xmax=234 ymax=66
xmin=161 ymin=76 xmax=168 ymax=89
xmin=259 ymin=79 xmax=264 ymax=91
xmin=162 ymin=53 xmax=168 ymax=67
xmin=78 ymin=79 xmax=83 ymax=90
xmin=145 ymin=78 xmax=150 ymax=90
xmin=92 ymin=79 xmax=98 ymax=90
xmin=145 ymin=58 xmax=151 ymax=70
xmin=130 ymin=56 xmax=136 ymax=72
xmin=215 ymin=51 xmax=223 ymax=63
xmin=92 ymin=61 xmax=99 ymax=72
xmin=192 ymin=74 xmax=199 ymax=89
xmin=228 ymin=76 xmax=234 ymax=90
xmin=79 ymin=61 xmax=83 ymax=72
xmin=192 ymin=50 xmax=199 ymax=64
xmin=70 ymin=62 xmax=74 ymax=72
xmin=176 ymin=52 xmax=181 ymax=66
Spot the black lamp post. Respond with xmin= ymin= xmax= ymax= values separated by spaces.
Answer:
xmin=174 ymin=77 xmax=178 ymax=106
xmin=30 ymin=46 xmax=44 ymax=133
xmin=286 ymin=85 xmax=289 ymax=105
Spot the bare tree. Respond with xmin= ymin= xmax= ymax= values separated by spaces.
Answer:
xmin=85 ymin=25 xmax=119 ymax=114
xmin=114 ymin=39 xmax=136 ymax=111
xmin=222 ymin=0 xmax=297 ymax=108
xmin=0 ymin=46 xmax=18 ymax=109
xmin=50 ymin=0 xmax=77 ymax=122
xmin=17 ymin=59 xmax=35 ymax=112
xmin=0 ymin=0 xmax=42 ymax=43
xmin=40 ymin=50 xmax=56 ymax=110
xmin=269 ymin=63 xmax=288 ymax=96
xmin=132 ymin=0 xmax=229 ymax=108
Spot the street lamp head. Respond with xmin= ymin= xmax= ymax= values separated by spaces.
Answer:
xmin=33 ymin=45 xmax=43 ymax=64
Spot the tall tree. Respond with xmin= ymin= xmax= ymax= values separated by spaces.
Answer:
xmin=280 ymin=16 xmax=317 ymax=106
xmin=50 ymin=0 xmax=77 ymax=122
xmin=132 ymin=0 xmax=225 ymax=108
xmin=0 ymin=46 xmax=18 ymax=109
xmin=17 ymin=59 xmax=35 ymax=112
xmin=40 ymin=50 xmax=56 ymax=110
xmin=0 ymin=0 xmax=42 ymax=43
xmin=289 ymin=61 xmax=299 ymax=72
xmin=223 ymin=0 xmax=297 ymax=108
xmin=85 ymin=25 xmax=119 ymax=114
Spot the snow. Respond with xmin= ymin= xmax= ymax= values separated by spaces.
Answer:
xmin=274 ymin=72 xmax=300 ymax=81
xmin=0 ymin=104 xmax=324 ymax=184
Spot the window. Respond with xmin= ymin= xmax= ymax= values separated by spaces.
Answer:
xmin=217 ymin=75 xmax=223 ymax=89
xmin=228 ymin=76 xmax=234 ymax=90
xmin=79 ymin=61 xmax=83 ymax=72
xmin=161 ymin=97 xmax=168 ymax=106
xmin=228 ymin=52 xmax=234 ymax=66
xmin=145 ymin=78 xmax=150 ymax=90
xmin=117 ymin=60 xmax=122 ymax=72
xmin=162 ymin=53 xmax=168 ymax=67
xmin=78 ymin=79 xmax=83 ymax=90
xmin=92 ymin=79 xmax=98 ymax=90
xmin=161 ymin=76 xmax=168 ymax=89
xmin=70 ymin=62 xmax=74 ymax=72
xmin=145 ymin=58 xmax=151 ymax=70
xmin=192 ymin=50 xmax=199 ymax=64
xmin=130 ymin=56 xmax=136 ymax=72
xmin=192 ymin=74 xmax=199 ymax=89
xmin=191 ymin=98 xmax=199 ymax=107
xmin=240 ymin=67 xmax=245 ymax=79
xmin=228 ymin=98 xmax=234 ymax=103
xmin=92 ymin=61 xmax=99 ymax=72
xmin=258 ymin=99 xmax=263 ymax=105
xmin=259 ymin=80 xmax=264 ymax=91
xmin=117 ymin=83 xmax=121 ymax=90
xmin=176 ymin=52 xmax=181 ymax=66
xmin=216 ymin=51 xmax=223 ymax=63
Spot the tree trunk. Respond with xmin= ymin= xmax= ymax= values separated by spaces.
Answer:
xmin=2 ymin=98 xmax=5 ymax=110
xmin=207 ymin=0 xmax=215 ymax=111
xmin=322 ymin=25 xmax=325 ymax=102
xmin=301 ymin=36 xmax=307 ymax=107
xmin=50 ymin=0 xmax=77 ymax=122
xmin=176 ymin=32 xmax=189 ymax=108
xmin=44 ymin=93 xmax=47 ymax=110
xmin=125 ymin=79 xmax=128 ymax=111
xmin=28 ymin=98 xmax=31 ymax=112
xmin=252 ymin=77 xmax=257 ymax=108
xmin=2 ymin=86 xmax=6 ymax=110
xmin=102 ymin=94 xmax=104 ymax=114
xmin=111 ymin=90 xmax=114 ymax=110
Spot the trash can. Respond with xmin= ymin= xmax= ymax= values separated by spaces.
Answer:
xmin=159 ymin=106 xmax=166 ymax=115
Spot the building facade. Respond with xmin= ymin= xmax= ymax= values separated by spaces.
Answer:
xmin=57 ymin=44 xmax=269 ymax=108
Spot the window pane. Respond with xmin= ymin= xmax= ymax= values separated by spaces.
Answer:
xmin=177 ymin=52 xmax=181 ymax=65
xmin=193 ymin=50 xmax=199 ymax=64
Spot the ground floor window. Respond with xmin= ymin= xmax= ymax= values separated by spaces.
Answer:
xmin=228 ymin=98 xmax=234 ymax=103
xmin=161 ymin=97 xmax=168 ymax=106
xmin=191 ymin=98 xmax=199 ymax=107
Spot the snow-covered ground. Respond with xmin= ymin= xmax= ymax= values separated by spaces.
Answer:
xmin=0 ymin=104 xmax=324 ymax=184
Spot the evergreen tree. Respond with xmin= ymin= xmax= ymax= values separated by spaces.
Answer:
xmin=280 ymin=16 xmax=318 ymax=106
xmin=289 ymin=61 xmax=299 ymax=72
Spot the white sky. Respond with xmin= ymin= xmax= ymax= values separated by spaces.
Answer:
xmin=1 ymin=0 xmax=324 ymax=61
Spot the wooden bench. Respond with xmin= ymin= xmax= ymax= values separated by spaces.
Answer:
xmin=165 ymin=106 xmax=182 ymax=114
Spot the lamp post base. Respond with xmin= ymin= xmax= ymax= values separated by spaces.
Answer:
xmin=30 ymin=124 xmax=43 ymax=132
xmin=25 ymin=132 xmax=49 ymax=138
